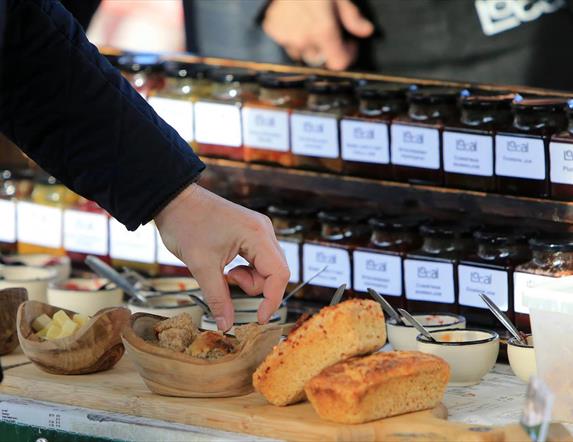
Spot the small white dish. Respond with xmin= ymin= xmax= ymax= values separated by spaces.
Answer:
xmin=48 ymin=277 xmax=123 ymax=316
xmin=128 ymin=293 xmax=204 ymax=325
xmin=0 ymin=266 xmax=57 ymax=303
xmin=201 ymin=312 xmax=282 ymax=334
xmin=146 ymin=277 xmax=199 ymax=292
xmin=4 ymin=254 xmax=71 ymax=283
xmin=230 ymin=297 xmax=288 ymax=324
xmin=416 ymin=328 xmax=499 ymax=386
xmin=507 ymin=334 xmax=536 ymax=383
xmin=387 ymin=313 xmax=466 ymax=351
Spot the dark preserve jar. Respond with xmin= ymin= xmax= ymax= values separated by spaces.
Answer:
xmin=302 ymin=209 xmax=369 ymax=303
xmin=443 ymin=92 xmax=514 ymax=192
xmin=405 ymin=220 xmax=475 ymax=314
xmin=117 ymin=53 xmax=165 ymax=98
xmin=514 ymin=235 xmax=573 ymax=333
xmin=496 ymin=98 xmax=567 ymax=198
xmin=195 ymin=68 xmax=259 ymax=161
xmin=341 ymin=82 xmax=408 ymax=179
xmin=291 ymin=79 xmax=355 ymax=173
xmin=243 ymin=73 xmax=308 ymax=167
xmin=391 ymin=87 xmax=460 ymax=185
xmin=353 ymin=215 xmax=425 ymax=309
xmin=549 ymin=103 xmax=573 ymax=201
xmin=458 ymin=226 xmax=531 ymax=328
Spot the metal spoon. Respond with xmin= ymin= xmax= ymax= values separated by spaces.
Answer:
xmin=145 ymin=290 xmax=212 ymax=317
xmin=329 ymin=284 xmax=347 ymax=306
xmin=367 ymin=288 xmax=405 ymax=325
xmin=397 ymin=308 xmax=438 ymax=343
xmin=281 ymin=265 xmax=328 ymax=306
xmin=479 ymin=293 xmax=527 ymax=345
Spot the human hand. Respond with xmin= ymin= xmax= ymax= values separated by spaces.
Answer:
xmin=262 ymin=0 xmax=374 ymax=70
xmin=155 ymin=184 xmax=290 ymax=332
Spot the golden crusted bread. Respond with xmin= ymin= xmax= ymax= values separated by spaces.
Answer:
xmin=305 ymin=351 xmax=450 ymax=424
xmin=253 ymin=299 xmax=386 ymax=406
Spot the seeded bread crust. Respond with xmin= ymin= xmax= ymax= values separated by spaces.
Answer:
xmin=253 ymin=299 xmax=386 ymax=406
xmin=305 ymin=351 xmax=450 ymax=424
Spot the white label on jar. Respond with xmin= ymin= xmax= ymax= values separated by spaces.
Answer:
xmin=549 ymin=142 xmax=573 ymax=184
xmin=390 ymin=124 xmax=440 ymax=169
xmin=404 ymin=259 xmax=455 ymax=303
xmin=0 ymin=199 xmax=16 ymax=243
xmin=17 ymin=202 xmax=62 ymax=248
xmin=512 ymin=272 xmax=572 ymax=314
xmin=242 ymin=107 xmax=289 ymax=152
xmin=290 ymin=113 xmax=339 ymax=158
xmin=495 ymin=135 xmax=546 ymax=179
xmin=63 ymin=210 xmax=108 ymax=255
xmin=194 ymin=101 xmax=242 ymax=147
xmin=340 ymin=119 xmax=390 ymax=164
xmin=458 ymin=265 xmax=509 ymax=311
xmin=224 ymin=255 xmax=249 ymax=274
xmin=443 ymin=131 xmax=494 ymax=176
xmin=303 ymin=244 xmax=351 ymax=289
xmin=353 ymin=251 xmax=402 ymax=296
xmin=148 ymin=96 xmax=194 ymax=142
xmin=109 ymin=218 xmax=156 ymax=264
xmin=279 ymin=240 xmax=300 ymax=284
xmin=155 ymin=228 xmax=185 ymax=267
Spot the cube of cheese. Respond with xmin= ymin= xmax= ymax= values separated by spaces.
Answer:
xmin=57 ymin=319 xmax=79 ymax=339
xmin=32 ymin=314 xmax=52 ymax=332
xmin=36 ymin=327 xmax=49 ymax=339
xmin=52 ymin=310 xmax=71 ymax=326
xmin=45 ymin=323 xmax=62 ymax=340
xmin=72 ymin=314 xmax=90 ymax=327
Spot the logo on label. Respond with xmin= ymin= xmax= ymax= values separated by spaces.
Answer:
xmin=255 ymin=114 xmax=275 ymax=127
xmin=353 ymin=127 xmax=374 ymax=140
xmin=403 ymin=131 xmax=423 ymax=144
xmin=303 ymin=122 xmax=323 ymax=133
xmin=366 ymin=259 xmax=387 ymax=272
xmin=526 ymin=279 xmax=536 ymax=288
xmin=316 ymin=252 xmax=336 ymax=264
xmin=470 ymin=272 xmax=492 ymax=285
xmin=456 ymin=139 xmax=477 ymax=152
xmin=564 ymin=150 xmax=573 ymax=161
xmin=417 ymin=266 xmax=438 ymax=279
xmin=506 ymin=140 xmax=529 ymax=153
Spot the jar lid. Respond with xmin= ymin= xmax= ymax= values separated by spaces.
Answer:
xmin=207 ymin=67 xmax=258 ymax=84
xmin=529 ymin=234 xmax=573 ymax=252
xmin=258 ymin=73 xmax=307 ymax=89
xmin=34 ymin=174 xmax=60 ymax=185
xmin=117 ymin=54 xmax=163 ymax=73
xmin=460 ymin=90 xmax=515 ymax=110
xmin=420 ymin=220 xmax=474 ymax=238
xmin=356 ymin=82 xmax=410 ymax=100
xmin=317 ymin=209 xmax=369 ymax=225
xmin=306 ymin=78 xmax=354 ymax=95
xmin=163 ymin=61 xmax=212 ymax=79
xmin=369 ymin=214 xmax=428 ymax=232
xmin=267 ymin=203 xmax=317 ymax=218
xmin=408 ymin=87 xmax=460 ymax=105
xmin=473 ymin=225 xmax=530 ymax=245
xmin=511 ymin=96 xmax=568 ymax=113
xmin=0 ymin=169 xmax=12 ymax=180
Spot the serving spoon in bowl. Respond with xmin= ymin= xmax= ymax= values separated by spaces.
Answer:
xmin=397 ymin=308 xmax=438 ymax=343
xmin=367 ymin=288 xmax=405 ymax=325
xmin=479 ymin=293 xmax=527 ymax=345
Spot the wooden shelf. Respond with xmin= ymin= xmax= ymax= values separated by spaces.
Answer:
xmin=201 ymin=157 xmax=573 ymax=224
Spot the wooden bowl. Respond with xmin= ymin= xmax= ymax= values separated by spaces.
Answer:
xmin=0 ymin=288 xmax=28 ymax=355
xmin=122 ymin=312 xmax=282 ymax=398
xmin=17 ymin=300 xmax=130 ymax=375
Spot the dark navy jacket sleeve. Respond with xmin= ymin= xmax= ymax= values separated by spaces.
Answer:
xmin=0 ymin=0 xmax=205 ymax=230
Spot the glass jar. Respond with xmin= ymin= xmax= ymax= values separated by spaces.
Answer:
xmin=353 ymin=215 xmax=425 ymax=309
xmin=195 ymin=68 xmax=259 ymax=161
xmin=458 ymin=226 xmax=531 ymax=328
xmin=443 ymin=92 xmax=514 ymax=191
xmin=549 ymin=103 xmax=573 ymax=201
xmin=341 ymin=82 xmax=408 ymax=179
xmin=405 ymin=220 xmax=475 ymax=313
xmin=148 ymin=61 xmax=212 ymax=147
xmin=514 ymin=235 xmax=573 ymax=333
xmin=243 ymin=73 xmax=308 ymax=167
xmin=117 ymin=53 xmax=165 ymax=99
xmin=496 ymin=98 xmax=567 ymax=198
xmin=391 ymin=87 xmax=460 ymax=185
xmin=291 ymin=79 xmax=356 ymax=173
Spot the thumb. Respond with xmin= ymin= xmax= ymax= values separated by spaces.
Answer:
xmin=190 ymin=263 xmax=234 ymax=331
xmin=336 ymin=0 xmax=374 ymax=38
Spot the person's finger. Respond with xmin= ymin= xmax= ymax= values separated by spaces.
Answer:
xmin=285 ymin=46 xmax=302 ymax=62
xmin=315 ymin=22 xmax=355 ymax=71
xmin=336 ymin=0 xmax=374 ymax=38
xmin=227 ymin=265 xmax=266 ymax=296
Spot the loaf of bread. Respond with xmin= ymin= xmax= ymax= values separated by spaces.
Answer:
xmin=305 ymin=351 xmax=450 ymax=424
xmin=253 ymin=299 xmax=386 ymax=406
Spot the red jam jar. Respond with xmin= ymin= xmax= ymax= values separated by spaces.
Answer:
xmin=549 ymin=102 xmax=573 ymax=201
xmin=243 ymin=73 xmax=308 ymax=167
xmin=443 ymin=91 xmax=514 ymax=192
xmin=117 ymin=53 xmax=165 ymax=99
xmin=291 ymin=79 xmax=356 ymax=173
xmin=195 ymin=68 xmax=259 ymax=161
xmin=496 ymin=97 xmax=567 ymax=198
xmin=341 ymin=82 xmax=408 ymax=180
xmin=391 ymin=87 xmax=460 ymax=185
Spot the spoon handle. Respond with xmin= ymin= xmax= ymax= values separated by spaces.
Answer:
xmin=367 ymin=288 xmax=403 ymax=325
xmin=329 ymin=284 xmax=347 ymax=306
xmin=397 ymin=308 xmax=437 ymax=342
xmin=479 ymin=293 xmax=526 ymax=344
xmin=282 ymin=265 xmax=329 ymax=305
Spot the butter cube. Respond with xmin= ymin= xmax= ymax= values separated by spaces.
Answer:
xmin=45 ymin=323 xmax=62 ymax=340
xmin=36 ymin=327 xmax=49 ymax=339
xmin=57 ymin=319 xmax=79 ymax=339
xmin=72 ymin=314 xmax=90 ymax=327
xmin=52 ymin=310 xmax=71 ymax=326
xmin=32 ymin=314 xmax=52 ymax=332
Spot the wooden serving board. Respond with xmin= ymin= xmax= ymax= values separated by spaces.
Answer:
xmin=0 ymin=358 xmax=570 ymax=442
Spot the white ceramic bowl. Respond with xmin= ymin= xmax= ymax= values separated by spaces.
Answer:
xmin=507 ymin=335 xmax=536 ymax=383
xmin=4 ymin=254 xmax=71 ymax=283
xmin=230 ymin=297 xmax=288 ymax=324
xmin=127 ymin=294 xmax=204 ymax=325
xmin=0 ymin=266 xmax=57 ymax=302
xmin=47 ymin=277 xmax=123 ymax=316
xmin=146 ymin=277 xmax=199 ymax=292
xmin=416 ymin=328 xmax=500 ymax=386
xmin=387 ymin=313 xmax=466 ymax=351
xmin=201 ymin=312 xmax=282 ymax=334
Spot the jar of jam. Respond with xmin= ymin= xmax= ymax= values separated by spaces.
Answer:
xmin=195 ymin=68 xmax=259 ymax=161
xmin=391 ymin=87 xmax=460 ymax=185
xmin=405 ymin=220 xmax=475 ymax=314
xmin=443 ymin=92 xmax=514 ymax=192
xmin=353 ymin=215 xmax=425 ymax=309
xmin=514 ymin=235 xmax=573 ymax=333
xmin=302 ymin=209 xmax=369 ymax=303
xmin=148 ymin=61 xmax=212 ymax=147
xmin=341 ymin=82 xmax=408 ymax=179
xmin=117 ymin=53 xmax=165 ymax=99
xmin=243 ymin=73 xmax=308 ymax=167
xmin=549 ymin=102 xmax=573 ymax=201
xmin=458 ymin=226 xmax=531 ymax=328
xmin=291 ymin=79 xmax=356 ymax=173
xmin=496 ymin=98 xmax=567 ymax=198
